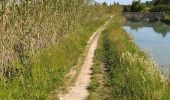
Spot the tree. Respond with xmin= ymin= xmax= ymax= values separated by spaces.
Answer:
xmin=154 ymin=0 xmax=170 ymax=5
xmin=131 ymin=0 xmax=146 ymax=12
xmin=123 ymin=5 xmax=131 ymax=12
xmin=102 ymin=2 xmax=107 ymax=6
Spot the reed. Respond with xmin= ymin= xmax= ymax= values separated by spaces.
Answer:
xmin=0 ymin=0 xmax=95 ymax=79
xmin=0 ymin=0 xmax=111 ymax=99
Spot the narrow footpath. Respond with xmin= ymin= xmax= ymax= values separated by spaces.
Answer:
xmin=59 ymin=18 xmax=111 ymax=100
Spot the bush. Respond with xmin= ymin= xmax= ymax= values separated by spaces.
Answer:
xmin=123 ymin=5 xmax=131 ymax=12
xmin=131 ymin=1 xmax=146 ymax=12
xmin=123 ymin=1 xmax=147 ymax=12
xmin=150 ymin=5 xmax=170 ymax=14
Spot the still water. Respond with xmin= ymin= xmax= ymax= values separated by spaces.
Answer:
xmin=123 ymin=21 xmax=170 ymax=75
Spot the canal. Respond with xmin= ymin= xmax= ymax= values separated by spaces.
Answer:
xmin=123 ymin=21 xmax=170 ymax=75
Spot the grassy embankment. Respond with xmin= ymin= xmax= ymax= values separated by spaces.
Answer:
xmin=0 ymin=16 xmax=110 ymax=99
xmin=89 ymin=8 xmax=170 ymax=100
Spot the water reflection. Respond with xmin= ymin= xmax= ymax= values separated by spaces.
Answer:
xmin=123 ymin=21 xmax=170 ymax=75
xmin=124 ymin=21 xmax=170 ymax=37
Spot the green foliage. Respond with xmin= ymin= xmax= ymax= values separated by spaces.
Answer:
xmin=150 ymin=5 xmax=170 ymax=14
xmin=102 ymin=2 xmax=107 ymax=6
xmin=145 ymin=1 xmax=153 ymax=7
xmin=104 ymin=14 xmax=169 ymax=99
xmin=0 ymin=0 xmax=112 ymax=99
xmin=0 ymin=0 xmax=94 ymax=79
xmin=89 ymin=8 xmax=170 ymax=99
xmin=89 ymin=26 xmax=112 ymax=100
xmin=123 ymin=5 xmax=131 ymax=12
xmin=0 ymin=17 xmax=109 ymax=99
xmin=154 ymin=0 xmax=170 ymax=5
xmin=89 ymin=43 xmax=104 ymax=100
xmin=131 ymin=1 xmax=146 ymax=12
xmin=123 ymin=1 xmax=147 ymax=12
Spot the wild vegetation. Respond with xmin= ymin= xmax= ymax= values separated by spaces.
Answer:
xmin=153 ymin=0 xmax=170 ymax=5
xmin=123 ymin=0 xmax=151 ymax=12
xmin=123 ymin=0 xmax=170 ymax=14
xmin=0 ymin=0 xmax=113 ymax=99
xmin=122 ymin=0 xmax=170 ymax=22
xmin=1 ymin=0 xmax=170 ymax=99
xmin=0 ymin=0 xmax=93 ymax=79
xmin=150 ymin=0 xmax=170 ymax=20
xmin=89 ymin=7 xmax=170 ymax=100
xmin=150 ymin=5 xmax=170 ymax=14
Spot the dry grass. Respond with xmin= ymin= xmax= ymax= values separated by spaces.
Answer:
xmin=0 ymin=0 xmax=112 ymax=99
xmin=0 ymin=0 xmax=95 ymax=79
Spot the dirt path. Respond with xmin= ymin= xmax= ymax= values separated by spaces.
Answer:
xmin=59 ymin=18 xmax=111 ymax=100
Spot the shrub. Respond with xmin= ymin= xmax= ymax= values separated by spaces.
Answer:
xmin=123 ymin=5 xmax=131 ymax=12
xmin=123 ymin=1 xmax=147 ymax=12
xmin=131 ymin=1 xmax=146 ymax=12
xmin=150 ymin=5 xmax=170 ymax=14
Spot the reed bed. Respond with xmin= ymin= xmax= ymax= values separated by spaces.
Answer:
xmin=0 ymin=0 xmax=112 ymax=99
xmin=0 ymin=0 xmax=93 ymax=79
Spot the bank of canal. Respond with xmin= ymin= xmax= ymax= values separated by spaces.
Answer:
xmin=123 ymin=21 xmax=170 ymax=75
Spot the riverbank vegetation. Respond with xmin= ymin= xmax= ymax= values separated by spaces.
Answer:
xmin=123 ymin=0 xmax=170 ymax=22
xmin=0 ymin=0 xmax=113 ymax=99
xmin=89 ymin=7 xmax=170 ymax=100
xmin=150 ymin=5 xmax=170 ymax=14
xmin=123 ymin=0 xmax=152 ymax=12
xmin=123 ymin=0 xmax=170 ymax=15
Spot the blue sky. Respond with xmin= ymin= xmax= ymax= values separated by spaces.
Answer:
xmin=95 ymin=0 xmax=152 ymax=5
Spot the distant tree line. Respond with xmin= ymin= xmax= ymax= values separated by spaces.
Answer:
xmin=151 ymin=0 xmax=170 ymax=14
xmin=153 ymin=0 xmax=170 ymax=5
xmin=123 ymin=0 xmax=170 ymax=14
xmin=123 ymin=0 xmax=151 ymax=12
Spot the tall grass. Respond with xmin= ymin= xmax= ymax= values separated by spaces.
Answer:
xmin=0 ymin=0 xmax=112 ymax=99
xmin=0 ymin=19 xmax=109 ymax=99
xmin=0 ymin=0 xmax=93 ymax=79
xmin=89 ymin=6 xmax=170 ymax=100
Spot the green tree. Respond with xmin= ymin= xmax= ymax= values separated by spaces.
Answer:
xmin=102 ymin=2 xmax=107 ymax=6
xmin=131 ymin=0 xmax=146 ymax=12
xmin=123 ymin=5 xmax=131 ymax=12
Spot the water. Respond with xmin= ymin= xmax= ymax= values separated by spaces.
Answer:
xmin=123 ymin=21 xmax=170 ymax=75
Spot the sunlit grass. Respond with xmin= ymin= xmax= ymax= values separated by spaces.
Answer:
xmin=0 ymin=0 xmax=112 ymax=98
xmin=0 ymin=17 xmax=110 ymax=99
xmin=89 ymin=8 xmax=170 ymax=100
